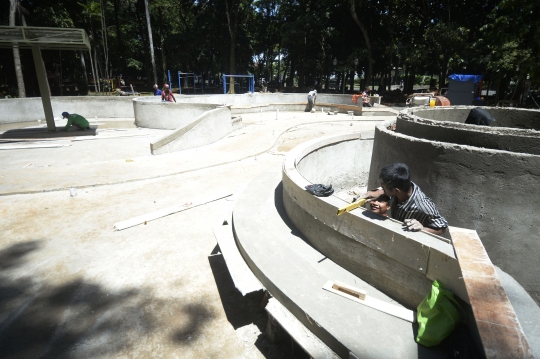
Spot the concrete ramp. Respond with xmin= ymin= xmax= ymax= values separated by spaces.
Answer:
xmin=150 ymin=107 xmax=241 ymax=155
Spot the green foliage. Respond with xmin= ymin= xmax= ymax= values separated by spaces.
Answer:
xmin=0 ymin=0 xmax=536 ymax=94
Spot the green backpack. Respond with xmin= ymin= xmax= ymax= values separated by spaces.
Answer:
xmin=416 ymin=280 xmax=463 ymax=347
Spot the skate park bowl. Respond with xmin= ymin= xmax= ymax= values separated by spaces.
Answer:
xmin=0 ymin=92 xmax=391 ymax=125
xmin=0 ymin=93 xmax=389 ymax=153
xmin=367 ymin=107 xmax=540 ymax=306
xmin=233 ymin=131 xmax=540 ymax=358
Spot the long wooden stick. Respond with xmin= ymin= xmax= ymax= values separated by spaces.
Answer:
xmin=114 ymin=192 xmax=232 ymax=231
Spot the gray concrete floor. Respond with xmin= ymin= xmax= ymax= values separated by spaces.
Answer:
xmin=0 ymin=111 xmax=391 ymax=359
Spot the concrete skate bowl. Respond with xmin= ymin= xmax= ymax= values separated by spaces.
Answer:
xmin=367 ymin=107 xmax=540 ymax=306
xmin=132 ymin=97 xmax=241 ymax=154
xmin=233 ymin=133 xmax=471 ymax=358
xmin=281 ymin=134 xmax=469 ymax=309
xmin=233 ymin=132 xmax=539 ymax=357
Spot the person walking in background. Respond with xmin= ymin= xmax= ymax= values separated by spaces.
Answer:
xmin=305 ymin=89 xmax=317 ymax=112
xmin=161 ymin=84 xmax=176 ymax=102
xmin=153 ymin=84 xmax=162 ymax=96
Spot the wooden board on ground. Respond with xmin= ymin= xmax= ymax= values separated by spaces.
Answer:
xmin=322 ymin=280 xmax=415 ymax=322
xmin=113 ymin=192 xmax=232 ymax=231
xmin=265 ymin=298 xmax=340 ymax=359
xmin=449 ymin=226 xmax=534 ymax=359
xmin=213 ymin=225 xmax=263 ymax=296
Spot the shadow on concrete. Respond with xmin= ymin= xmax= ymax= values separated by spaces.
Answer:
xmin=0 ymin=240 xmax=209 ymax=359
xmin=1 ymin=126 xmax=97 ymax=139
xmin=207 ymin=253 xmax=309 ymax=359
xmin=272 ymin=182 xmax=306 ymax=240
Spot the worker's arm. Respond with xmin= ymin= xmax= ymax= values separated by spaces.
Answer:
xmin=62 ymin=116 xmax=73 ymax=131
xmin=362 ymin=187 xmax=384 ymax=200
xmin=403 ymin=219 xmax=446 ymax=235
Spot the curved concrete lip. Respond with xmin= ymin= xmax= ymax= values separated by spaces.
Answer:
xmin=281 ymin=133 xmax=468 ymax=309
xmin=233 ymin=169 xmax=449 ymax=358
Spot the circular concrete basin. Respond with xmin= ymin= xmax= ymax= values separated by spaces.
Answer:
xmin=368 ymin=106 xmax=540 ymax=305
xmin=132 ymin=97 xmax=221 ymax=130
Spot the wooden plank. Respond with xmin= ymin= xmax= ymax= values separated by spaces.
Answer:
xmin=322 ymin=280 xmax=414 ymax=322
xmin=265 ymin=298 xmax=340 ymax=359
xmin=213 ymin=225 xmax=263 ymax=296
xmin=113 ymin=192 xmax=232 ymax=231
xmin=449 ymin=226 xmax=534 ymax=359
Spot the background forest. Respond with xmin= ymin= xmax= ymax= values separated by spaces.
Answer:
xmin=1 ymin=0 xmax=539 ymax=103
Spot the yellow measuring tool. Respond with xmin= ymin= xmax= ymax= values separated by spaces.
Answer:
xmin=337 ymin=198 xmax=368 ymax=216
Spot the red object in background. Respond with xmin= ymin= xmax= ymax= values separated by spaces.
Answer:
xmin=352 ymin=94 xmax=361 ymax=104
xmin=434 ymin=96 xmax=451 ymax=106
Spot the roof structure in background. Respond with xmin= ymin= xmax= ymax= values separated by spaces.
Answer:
xmin=0 ymin=26 xmax=90 ymax=51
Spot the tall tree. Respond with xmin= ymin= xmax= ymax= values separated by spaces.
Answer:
xmin=349 ymin=0 xmax=372 ymax=90
xmin=144 ymin=0 xmax=157 ymax=85
xmin=9 ymin=0 xmax=26 ymax=97
xmin=225 ymin=0 xmax=239 ymax=93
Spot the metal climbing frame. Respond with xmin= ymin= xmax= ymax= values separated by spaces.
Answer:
xmin=178 ymin=72 xmax=204 ymax=94
xmin=222 ymin=74 xmax=254 ymax=94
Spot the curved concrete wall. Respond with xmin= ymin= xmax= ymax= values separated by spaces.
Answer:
xmin=397 ymin=110 xmax=540 ymax=155
xmin=367 ymin=117 xmax=540 ymax=305
xmin=408 ymin=106 xmax=540 ymax=130
xmin=1 ymin=93 xmax=359 ymax=124
xmin=0 ymin=96 xmax=135 ymax=123
xmin=282 ymin=134 xmax=469 ymax=309
xmin=150 ymin=107 xmax=234 ymax=154
xmin=133 ymin=97 xmax=221 ymax=130
xmin=296 ymin=134 xmax=372 ymax=190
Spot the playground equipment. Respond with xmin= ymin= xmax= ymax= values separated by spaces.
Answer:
xmin=222 ymin=74 xmax=254 ymax=94
xmin=178 ymin=72 xmax=204 ymax=94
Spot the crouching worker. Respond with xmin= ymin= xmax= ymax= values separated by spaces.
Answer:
xmin=365 ymin=163 xmax=448 ymax=234
xmin=61 ymin=112 xmax=90 ymax=131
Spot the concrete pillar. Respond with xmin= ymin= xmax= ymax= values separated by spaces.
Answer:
xmin=31 ymin=45 xmax=56 ymax=131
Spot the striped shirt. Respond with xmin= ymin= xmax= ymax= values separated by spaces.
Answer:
xmin=388 ymin=182 xmax=448 ymax=230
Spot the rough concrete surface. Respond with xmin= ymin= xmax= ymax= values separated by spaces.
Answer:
xmin=368 ymin=119 xmax=540 ymax=307
xmin=0 ymin=109 xmax=387 ymax=359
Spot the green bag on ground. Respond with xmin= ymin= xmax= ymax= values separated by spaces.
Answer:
xmin=416 ymin=280 xmax=462 ymax=347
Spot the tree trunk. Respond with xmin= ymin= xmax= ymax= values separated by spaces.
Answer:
xmin=349 ymin=0 xmax=373 ymax=91
xmin=79 ymin=50 xmax=89 ymax=95
xmin=144 ymin=0 xmax=157 ymax=85
xmin=88 ymin=49 xmax=98 ymax=93
xmin=159 ymin=7 xmax=167 ymax=84
xmin=225 ymin=0 xmax=239 ymax=94
xmin=277 ymin=43 xmax=281 ymax=90
xmin=99 ymin=0 xmax=109 ymax=79
xmin=9 ymin=0 xmax=26 ymax=98
xmin=113 ymin=0 xmax=123 ymax=72
xmin=93 ymin=47 xmax=101 ymax=92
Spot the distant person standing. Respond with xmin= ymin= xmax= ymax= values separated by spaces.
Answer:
xmin=305 ymin=89 xmax=317 ymax=112
xmin=161 ymin=84 xmax=176 ymax=102
xmin=361 ymin=87 xmax=372 ymax=107
xmin=60 ymin=112 xmax=90 ymax=131
xmin=153 ymin=84 xmax=162 ymax=96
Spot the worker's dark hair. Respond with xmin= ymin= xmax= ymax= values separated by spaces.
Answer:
xmin=379 ymin=163 xmax=412 ymax=192
xmin=375 ymin=193 xmax=391 ymax=203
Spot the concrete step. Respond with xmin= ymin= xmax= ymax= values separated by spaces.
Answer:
xmin=233 ymin=169 xmax=448 ymax=359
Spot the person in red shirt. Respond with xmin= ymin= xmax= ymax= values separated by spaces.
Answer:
xmin=161 ymin=84 xmax=176 ymax=102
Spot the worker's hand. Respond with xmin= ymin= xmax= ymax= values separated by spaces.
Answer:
xmin=403 ymin=219 xmax=423 ymax=232
xmin=362 ymin=188 xmax=384 ymax=200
